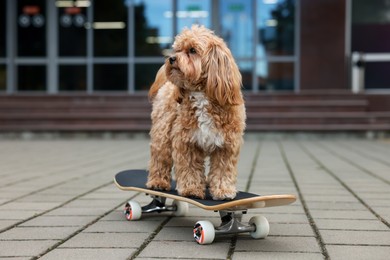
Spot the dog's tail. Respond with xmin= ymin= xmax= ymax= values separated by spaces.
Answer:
xmin=148 ymin=65 xmax=167 ymax=101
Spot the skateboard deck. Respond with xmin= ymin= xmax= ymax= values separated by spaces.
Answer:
xmin=115 ymin=169 xmax=297 ymax=244
xmin=114 ymin=169 xmax=296 ymax=211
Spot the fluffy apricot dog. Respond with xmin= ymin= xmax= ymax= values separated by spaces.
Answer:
xmin=147 ymin=25 xmax=246 ymax=200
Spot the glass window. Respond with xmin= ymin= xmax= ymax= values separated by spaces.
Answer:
xmin=59 ymin=65 xmax=87 ymax=91
xmin=257 ymin=0 xmax=295 ymax=58
xmin=0 ymin=65 xmax=5 ymax=90
xmin=134 ymin=0 xmax=173 ymax=57
xmin=257 ymin=62 xmax=294 ymax=91
xmin=352 ymin=0 xmax=390 ymax=53
xmin=17 ymin=0 xmax=46 ymax=56
xmin=364 ymin=62 xmax=390 ymax=90
xmin=18 ymin=65 xmax=46 ymax=91
xmin=58 ymin=6 xmax=87 ymax=56
xmin=220 ymin=0 xmax=253 ymax=58
xmin=177 ymin=0 xmax=211 ymax=31
xmin=0 ymin=0 xmax=5 ymax=57
xmin=135 ymin=63 xmax=164 ymax=91
xmin=238 ymin=61 xmax=253 ymax=91
xmin=94 ymin=64 xmax=127 ymax=91
xmin=94 ymin=0 xmax=127 ymax=56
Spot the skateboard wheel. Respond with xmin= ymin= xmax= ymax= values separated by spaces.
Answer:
xmin=193 ymin=220 xmax=215 ymax=245
xmin=249 ymin=216 xmax=269 ymax=239
xmin=124 ymin=201 xmax=142 ymax=221
xmin=172 ymin=200 xmax=189 ymax=217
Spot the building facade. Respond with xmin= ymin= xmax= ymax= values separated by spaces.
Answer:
xmin=1 ymin=0 xmax=390 ymax=133
xmin=1 ymin=0 xmax=389 ymax=95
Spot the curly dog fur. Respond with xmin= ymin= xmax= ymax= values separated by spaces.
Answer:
xmin=147 ymin=25 xmax=246 ymax=200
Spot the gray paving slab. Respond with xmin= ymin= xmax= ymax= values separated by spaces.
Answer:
xmin=0 ymin=240 xmax=58 ymax=257
xmin=137 ymin=241 xmax=231 ymax=259
xmin=321 ymin=230 xmax=390 ymax=246
xmin=315 ymin=219 xmax=389 ymax=231
xmin=235 ymin=236 xmax=321 ymax=253
xmin=232 ymin=251 xmax=324 ymax=260
xmin=327 ymin=245 xmax=390 ymax=260
xmin=83 ymin=220 xmax=163 ymax=233
xmin=58 ymin=233 xmax=150 ymax=248
xmin=19 ymin=215 xmax=98 ymax=227
xmin=310 ymin=209 xmax=378 ymax=220
xmin=0 ymin=137 xmax=389 ymax=260
xmin=0 ymin=226 xmax=80 ymax=240
xmin=40 ymin=248 xmax=135 ymax=260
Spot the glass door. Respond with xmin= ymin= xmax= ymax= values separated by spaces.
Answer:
xmin=352 ymin=0 xmax=390 ymax=90
xmin=17 ymin=0 xmax=47 ymax=91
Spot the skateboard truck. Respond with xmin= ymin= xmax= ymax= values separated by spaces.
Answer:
xmin=193 ymin=210 xmax=269 ymax=244
xmin=215 ymin=211 xmax=256 ymax=236
xmin=124 ymin=196 xmax=189 ymax=221
xmin=141 ymin=196 xmax=176 ymax=214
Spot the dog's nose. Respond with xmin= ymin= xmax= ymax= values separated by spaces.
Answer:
xmin=169 ymin=56 xmax=176 ymax=65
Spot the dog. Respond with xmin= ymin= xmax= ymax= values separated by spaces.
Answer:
xmin=146 ymin=25 xmax=246 ymax=200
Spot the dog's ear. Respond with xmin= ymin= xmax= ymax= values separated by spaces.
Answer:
xmin=204 ymin=45 xmax=243 ymax=106
xmin=148 ymin=65 xmax=167 ymax=101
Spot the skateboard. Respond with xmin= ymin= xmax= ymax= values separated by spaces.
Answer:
xmin=114 ymin=169 xmax=296 ymax=245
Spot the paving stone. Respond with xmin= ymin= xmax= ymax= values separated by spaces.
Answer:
xmin=83 ymin=220 xmax=162 ymax=233
xmin=0 ymin=240 xmax=57 ymax=257
xmin=59 ymin=233 xmax=150 ymax=248
xmin=62 ymin=199 xmax=122 ymax=209
xmin=364 ymin=199 xmax=390 ymax=207
xmin=138 ymin=241 xmax=230 ymax=259
xmin=305 ymin=201 xmax=367 ymax=210
xmin=305 ymin=194 xmax=358 ymax=202
xmin=39 ymin=248 xmax=134 ymax=260
xmin=310 ymin=209 xmax=377 ymax=220
xmin=321 ymin=230 xmax=390 ymax=246
xmin=249 ymin=205 xmax=304 ymax=214
xmin=0 ymin=210 xmax=42 ymax=220
xmin=19 ymin=215 xmax=97 ymax=227
xmin=235 ymin=237 xmax=321 ymax=253
xmin=45 ymin=207 xmax=108 ymax=216
xmin=267 ymin=223 xmax=315 ymax=236
xmin=136 ymin=256 xmax=198 ymax=260
xmin=101 ymin=210 xmax=166 ymax=222
xmin=327 ymin=245 xmax=390 ymax=260
xmin=0 ymin=226 xmax=80 ymax=240
xmin=0 ymin=257 xmax=31 ymax=260
xmin=232 ymin=252 xmax=324 ymax=260
xmin=316 ymin=219 xmax=389 ymax=231
xmin=0 ymin=201 xmax=61 ymax=211
xmin=1 ymin=138 xmax=390 ymax=260
xmin=17 ymin=194 xmax=75 ymax=203
xmin=154 ymin=227 xmax=194 ymax=241
xmin=247 ymin=213 xmax=309 ymax=224
xmin=166 ymin=216 xmax=220 ymax=227
xmin=0 ymin=220 xmax=19 ymax=231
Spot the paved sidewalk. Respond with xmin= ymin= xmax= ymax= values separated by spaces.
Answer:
xmin=0 ymin=136 xmax=389 ymax=260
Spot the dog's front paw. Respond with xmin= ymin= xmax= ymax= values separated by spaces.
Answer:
xmin=146 ymin=179 xmax=171 ymax=191
xmin=178 ymin=187 xmax=206 ymax=200
xmin=210 ymin=188 xmax=237 ymax=201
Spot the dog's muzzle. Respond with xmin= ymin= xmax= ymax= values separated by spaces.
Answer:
xmin=169 ymin=56 xmax=176 ymax=65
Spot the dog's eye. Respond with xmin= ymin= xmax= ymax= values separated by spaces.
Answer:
xmin=189 ymin=48 xmax=196 ymax=54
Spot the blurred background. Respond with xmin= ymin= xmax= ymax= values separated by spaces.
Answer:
xmin=0 ymin=0 xmax=389 ymax=134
